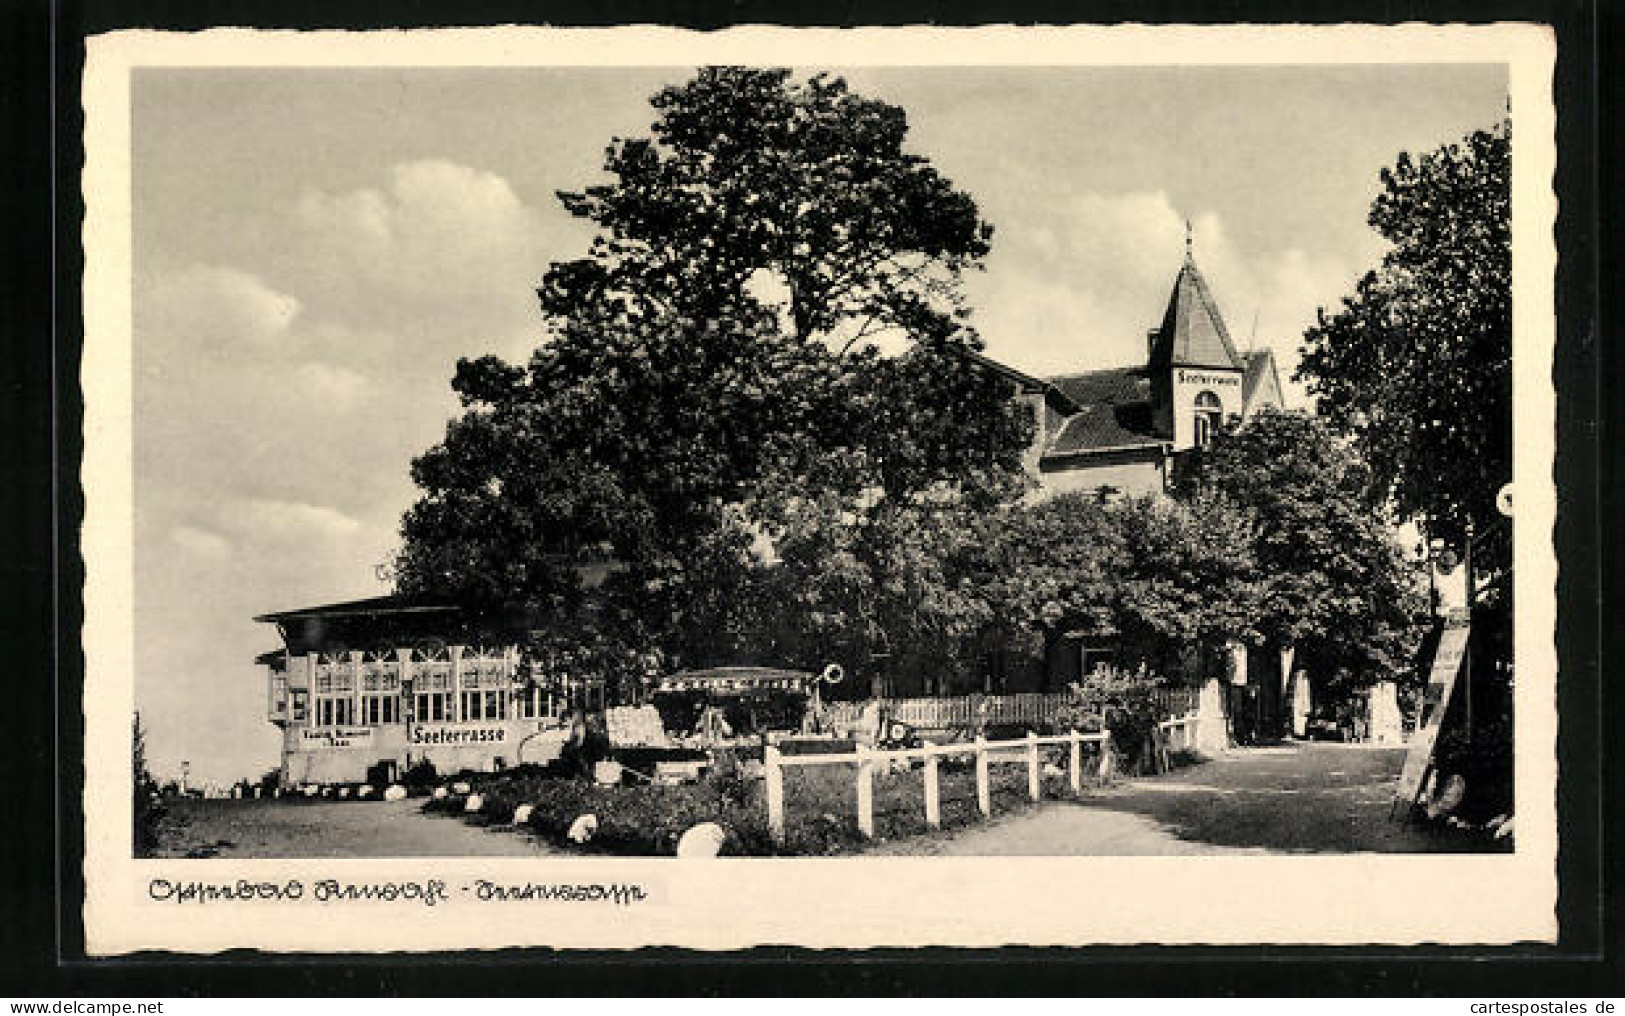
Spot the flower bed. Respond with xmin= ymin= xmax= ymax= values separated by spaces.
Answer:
xmin=423 ymin=749 xmax=1093 ymax=856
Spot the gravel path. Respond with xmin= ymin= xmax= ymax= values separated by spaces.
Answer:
xmin=151 ymin=797 xmax=560 ymax=858
xmin=873 ymin=741 xmax=1501 ymax=855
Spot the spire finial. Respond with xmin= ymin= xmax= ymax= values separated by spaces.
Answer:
xmin=1185 ymin=219 xmax=1194 ymax=260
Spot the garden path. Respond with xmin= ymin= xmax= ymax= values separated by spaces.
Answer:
xmin=872 ymin=741 xmax=1500 ymax=855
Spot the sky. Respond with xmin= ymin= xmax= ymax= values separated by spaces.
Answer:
xmin=130 ymin=64 xmax=1507 ymax=785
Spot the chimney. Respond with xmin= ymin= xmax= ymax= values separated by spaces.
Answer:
xmin=1147 ymin=328 xmax=1159 ymax=360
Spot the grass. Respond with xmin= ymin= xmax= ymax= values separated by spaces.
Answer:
xmin=423 ymin=743 xmax=1107 ymax=856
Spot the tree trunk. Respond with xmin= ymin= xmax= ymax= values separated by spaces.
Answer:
xmin=1277 ymin=644 xmax=1297 ymax=739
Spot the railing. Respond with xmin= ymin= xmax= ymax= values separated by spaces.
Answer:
xmin=1154 ymin=687 xmax=1200 ymax=717
xmin=1157 ymin=711 xmax=1201 ymax=750
xmin=822 ymin=687 xmax=1201 ymax=733
xmin=823 ymin=692 xmax=1098 ymax=731
xmin=1153 ymin=710 xmax=1202 ymax=772
xmin=761 ymin=728 xmax=1112 ymax=846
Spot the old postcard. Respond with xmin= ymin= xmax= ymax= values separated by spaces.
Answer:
xmin=81 ymin=23 xmax=1559 ymax=952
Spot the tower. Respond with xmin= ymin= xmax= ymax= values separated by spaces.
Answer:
xmin=1146 ymin=232 xmax=1246 ymax=451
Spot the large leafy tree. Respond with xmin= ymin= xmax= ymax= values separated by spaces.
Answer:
xmin=1297 ymin=121 xmax=1510 ymax=557
xmin=1175 ymin=408 xmax=1427 ymax=689
xmin=755 ymin=488 xmax=1267 ymax=696
xmin=542 ymin=67 xmax=993 ymax=347
xmin=1106 ymin=493 xmax=1264 ymax=679
xmin=396 ymin=67 xmax=1031 ymax=667
xmin=963 ymin=492 xmax=1260 ymax=688
xmin=755 ymin=496 xmax=998 ymax=693
xmin=963 ymin=493 xmax=1125 ymax=670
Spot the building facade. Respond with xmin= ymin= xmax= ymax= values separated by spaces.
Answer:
xmin=996 ymin=249 xmax=1284 ymax=500
xmin=259 ymin=597 xmax=605 ymax=785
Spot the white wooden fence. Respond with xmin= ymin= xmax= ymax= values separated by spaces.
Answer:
xmin=1152 ymin=710 xmax=1202 ymax=773
xmin=762 ymin=729 xmax=1112 ymax=845
xmin=1157 ymin=710 xmax=1201 ymax=750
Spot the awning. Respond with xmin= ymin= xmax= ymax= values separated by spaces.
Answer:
xmin=651 ymin=667 xmax=814 ymax=694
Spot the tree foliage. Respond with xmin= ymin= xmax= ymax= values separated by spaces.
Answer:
xmin=1296 ymin=121 xmax=1510 ymax=555
xmin=542 ymin=66 xmax=993 ymax=347
xmin=1106 ymin=493 xmax=1264 ymax=673
xmin=756 ymin=490 xmax=1267 ymax=693
xmin=755 ymin=497 xmax=997 ymax=692
xmin=1176 ymin=408 xmax=1428 ymax=686
xmin=396 ymin=67 xmax=1031 ymax=667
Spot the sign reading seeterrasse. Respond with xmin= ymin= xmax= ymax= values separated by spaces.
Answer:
xmin=409 ymin=724 xmax=510 ymax=746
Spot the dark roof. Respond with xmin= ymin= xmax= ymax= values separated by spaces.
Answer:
xmin=254 ymin=594 xmax=458 ymax=624
xmin=1240 ymin=348 xmax=1280 ymax=408
xmin=1148 ymin=255 xmax=1244 ymax=371
xmin=958 ymin=349 xmax=1081 ymax=414
xmin=1047 ymin=366 xmax=1147 ymax=407
xmin=1043 ymin=404 xmax=1165 ymax=457
xmin=1039 ymin=367 xmax=1165 ymax=458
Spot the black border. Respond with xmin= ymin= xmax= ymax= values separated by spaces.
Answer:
xmin=2 ymin=0 xmax=1608 ymax=996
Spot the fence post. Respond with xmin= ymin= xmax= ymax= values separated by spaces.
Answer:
xmin=1068 ymin=729 xmax=1082 ymax=794
xmin=1026 ymin=731 xmax=1041 ymax=801
xmin=974 ymin=737 xmax=990 ymax=817
xmin=855 ymin=746 xmax=875 ymax=839
xmin=764 ymin=746 xmax=785 ymax=847
xmin=923 ymin=741 xmax=940 ymax=829
xmin=1097 ymin=729 xmax=1114 ymax=782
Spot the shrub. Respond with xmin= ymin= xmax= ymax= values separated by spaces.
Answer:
xmin=403 ymin=758 xmax=439 ymax=793
xmin=1072 ymin=663 xmax=1169 ymax=772
xmin=510 ymin=774 xmax=771 ymax=855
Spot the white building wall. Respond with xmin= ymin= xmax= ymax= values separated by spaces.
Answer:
xmin=280 ymin=718 xmax=568 ymax=785
xmin=1170 ymin=366 xmax=1244 ymax=450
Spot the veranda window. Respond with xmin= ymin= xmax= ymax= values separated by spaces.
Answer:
xmin=315 ymin=695 xmax=354 ymax=727
xmin=459 ymin=688 xmax=509 ymax=722
xmin=413 ymin=691 xmax=450 ymax=723
xmin=313 ymin=669 xmax=355 ymax=727
xmin=515 ymin=685 xmax=562 ymax=720
xmin=361 ymin=693 xmax=400 ymax=725
xmin=359 ymin=665 xmax=402 ymax=726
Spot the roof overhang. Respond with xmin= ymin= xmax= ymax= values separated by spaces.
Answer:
xmin=253 ymin=596 xmax=460 ymax=624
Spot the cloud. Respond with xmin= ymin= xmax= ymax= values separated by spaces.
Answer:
xmin=136 ymin=265 xmax=301 ymax=355
xmin=168 ymin=524 xmax=232 ymax=560
xmin=293 ymin=159 xmax=550 ymax=304
xmin=220 ymin=498 xmax=363 ymax=541
xmin=294 ymin=361 xmax=370 ymax=402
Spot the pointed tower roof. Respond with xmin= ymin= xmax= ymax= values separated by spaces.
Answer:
xmin=1147 ymin=249 xmax=1244 ymax=372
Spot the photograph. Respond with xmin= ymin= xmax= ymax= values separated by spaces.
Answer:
xmin=79 ymin=24 xmax=1560 ymax=952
